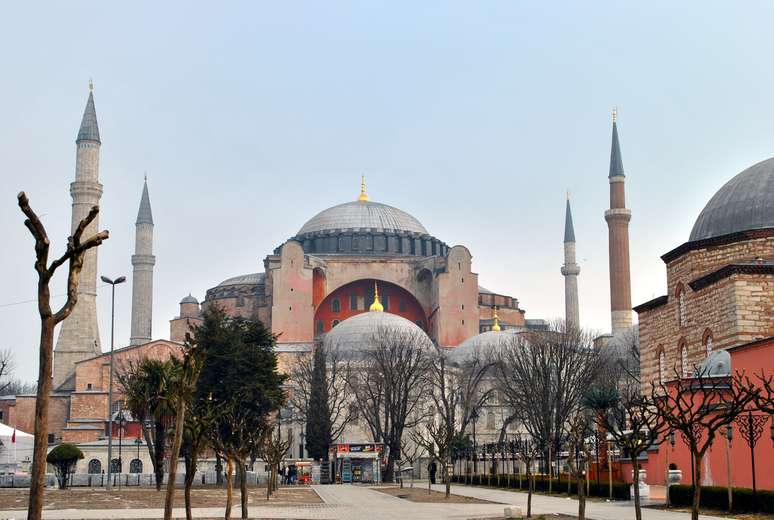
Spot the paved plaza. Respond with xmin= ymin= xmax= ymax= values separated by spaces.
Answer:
xmin=0 ymin=484 xmax=737 ymax=519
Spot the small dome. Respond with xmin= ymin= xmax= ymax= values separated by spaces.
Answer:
xmin=217 ymin=273 xmax=265 ymax=287
xmin=449 ymin=328 xmax=525 ymax=364
xmin=180 ymin=294 xmax=199 ymax=305
xmin=694 ymin=350 xmax=731 ymax=377
xmin=689 ymin=157 xmax=774 ymax=241
xmin=323 ymin=311 xmax=432 ymax=356
xmin=297 ymin=200 xmax=428 ymax=236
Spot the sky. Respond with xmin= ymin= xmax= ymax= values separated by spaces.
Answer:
xmin=2 ymin=1 xmax=774 ymax=383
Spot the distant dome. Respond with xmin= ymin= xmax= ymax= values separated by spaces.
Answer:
xmin=180 ymin=294 xmax=198 ymax=304
xmin=449 ymin=328 xmax=525 ymax=364
xmin=690 ymin=157 xmax=774 ymax=241
xmin=323 ymin=311 xmax=432 ymax=356
xmin=298 ymin=200 xmax=428 ymax=236
xmin=217 ymin=273 xmax=265 ymax=287
xmin=694 ymin=350 xmax=731 ymax=377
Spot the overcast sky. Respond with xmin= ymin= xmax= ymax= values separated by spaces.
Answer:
xmin=2 ymin=2 xmax=774 ymax=382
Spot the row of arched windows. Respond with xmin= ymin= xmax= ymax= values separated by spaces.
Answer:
xmin=330 ymin=294 xmax=409 ymax=313
xmin=656 ymin=329 xmax=714 ymax=383
xmin=87 ymin=458 xmax=143 ymax=474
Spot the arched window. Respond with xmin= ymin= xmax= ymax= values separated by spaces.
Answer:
xmin=349 ymin=294 xmax=358 ymax=311
xmin=110 ymin=458 xmax=122 ymax=473
xmin=486 ymin=411 xmax=496 ymax=430
xmin=657 ymin=347 xmax=666 ymax=384
xmin=703 ymin=330 xmax=713 ymax=356
xmin=331 ymin=298 xmax=340 ymax=313
xmin=315 ymin=320 xmax=324 ymax=334
xmin=676 ymin=284 xmax=687 ymax=327
xmin=88 ymin=459 xmax=102 ymax=474
xmin=680 ymin=340 xmax=690 ymax=378
xmin=130 ymin=459 xmax=143 ymax=473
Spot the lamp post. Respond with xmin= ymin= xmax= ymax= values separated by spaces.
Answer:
xmin=102 ymin=274 xmax=126 ymax=492
xmin=734 ymin=410 xmax=769 ymax=511
xmin=665 ymin=431 xmax=675 ymax=507
xmin=117 ymin=409 xmax=125 ymax=489
xmin=471 ymin=409 xmax=479 ymax=475
xmin=725 ymin=425 xmax=733 ymax=512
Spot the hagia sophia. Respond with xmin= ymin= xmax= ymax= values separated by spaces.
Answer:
xmin=2 ymin=86 xmax=773 ymax=489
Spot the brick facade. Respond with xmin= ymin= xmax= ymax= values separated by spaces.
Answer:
xmin=636 ymin=232 xmax=774 ymax=390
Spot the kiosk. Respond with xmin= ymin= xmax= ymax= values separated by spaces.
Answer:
xmin=329 ymin=443 xmax=383 ymax=484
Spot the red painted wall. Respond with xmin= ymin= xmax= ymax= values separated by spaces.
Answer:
xmin=630 ymin=338 xmax=774 ymax=490
xmin=314 ymin=279 xmax=426 ymax=334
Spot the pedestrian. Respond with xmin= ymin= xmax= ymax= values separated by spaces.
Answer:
xmin=429 ymin=460 xmax=437 ymax=485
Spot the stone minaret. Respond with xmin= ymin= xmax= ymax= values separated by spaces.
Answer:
xmin=53 ymin=84 xmax=104 ymax=390
xmin=561 ymin=195 xmax=580 ymax=328
xmin=129 ymin=178 xmax=155 ymax=345
xmin=604 ymin=109 xmax=633 ymax=333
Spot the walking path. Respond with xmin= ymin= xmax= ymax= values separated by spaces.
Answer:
xmin=0 ymin=484 xmax=736 ymax=519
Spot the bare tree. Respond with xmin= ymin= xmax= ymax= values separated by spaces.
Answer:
xmin=416 ymin=344 xmax=495 ymax=497
xmin=0 ymin=379 xmax=37 ymax=397
xmin=398 ymin=434 xmax=423 ymax=488
xmin=652 ymin=369 xmax=757 ymax=520
xmin=564 ymin=412 xmax=595 ymax=520
xmin=257 ymin=418 xmax=292 ymax=501
xmin=346 ymin=324 xmax=432 ymax=482
xmin=18 ymin=192 xmax=108 ymax=520
xmin=494 ymin=323 xmax=603 ymax=488
xmin=512 ymin=432 xmax=541 ymax=518
xmin=0 ymin=349 xmax=15 ymax=395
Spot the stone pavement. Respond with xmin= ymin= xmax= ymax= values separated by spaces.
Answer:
xmin=429 ymin=483 xmax=734 ymax=520
xmin=0 ymin=484 xmax=737 ymax=519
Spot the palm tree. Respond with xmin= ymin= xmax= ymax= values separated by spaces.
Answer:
xmin=120 ymin=358 xmax=176 ymax=491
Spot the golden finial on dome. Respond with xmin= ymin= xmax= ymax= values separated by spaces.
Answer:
xmin=369 ymin=281 xmax=384 ymax=312
xmin=89 ymin=78 xmax=94 ymax=92
xmin=492 ymin=306 xmax=501 ymax=332
xmin=612 ymin=106 xmax=618 ymax=123
xmin=358 ymin=175 xmax=369 ymax=202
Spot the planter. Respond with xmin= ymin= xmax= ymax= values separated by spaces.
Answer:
xmin=630 ymin=469 xmax=647 ymax=482
xmin=667 ymin=469 xmax=682 ymax=485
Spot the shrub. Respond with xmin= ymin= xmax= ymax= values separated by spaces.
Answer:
xmin=452 ymin=473 xmax=630 ymax=500
xmin=669 ymin=484 xmax=774 ymax=514
xmin=46 ymin=443 xmax=84 ymax=490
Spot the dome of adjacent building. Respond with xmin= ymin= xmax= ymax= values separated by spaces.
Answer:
xmin=449 ymin=328 xmax=525 ymax=364
xmin=297 ymin=200 xmax=429 ymax=236
xmin=689 ymin=157 xmax=774 ymax=241
xmin=180 ymin=294 xmax=199 ymax=304
xmin=216 ymin=273 xmax=266 ymax=287
xmin=323 ymin=310 xmax=432 ymax=356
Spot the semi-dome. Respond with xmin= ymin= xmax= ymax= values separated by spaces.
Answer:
xmin=689 ymin=157 xmax=774 ymax=241
xmin=298 ymin=200 xmax=428 ymax=236
xmin=216 ymin=273 xmax=265 ymax=287
xmin=449 ymin=328 xmax=525 ymax=364
xmin=323 ymin=310 xmax=432 ymax=356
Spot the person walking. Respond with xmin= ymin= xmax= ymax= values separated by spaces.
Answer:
xmin=429 ymin=461 xmax=437 ymax=485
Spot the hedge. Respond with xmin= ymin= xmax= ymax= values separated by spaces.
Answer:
xmin=450 ymin=473 xmax=630 ymax=500
xmin=669 ymin=484 xmax=774 ymax=514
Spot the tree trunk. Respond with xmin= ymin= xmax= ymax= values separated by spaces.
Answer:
xmin=692 ymin=452 xmax=702 ymax=520
xmin=28 ymin=317 xmax=55 ymax=520
xmin=164 ymin=400 xmax=187 ymax=520
xmin=527 ymin=465 xmax=533 ymax=518
xmin=445 ymin=456 xmax=451 ymax=498
xmin=154 ymin=422 xmax=166 ymax=491
xmin=225 ymin=455 xmax=234 ymax=520
xmin=184 ymin=452 xmax=197 ymax=520
xmin=238 ymin=460 xmax=248 ymax=519
xmin=632 ymin=455 xmax=642 ymax=520
xmin=547 ymin=446 xmax=553 ymax=494
xmin=578 ymin=459 xmax=586 ymax=520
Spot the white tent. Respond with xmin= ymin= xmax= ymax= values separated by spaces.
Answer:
xmin=0 ymin=423 xmax=34 ymax=470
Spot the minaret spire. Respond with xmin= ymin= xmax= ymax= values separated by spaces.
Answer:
xmin=130 ymin=177 xmax=156 ymax=345
xmin=53 ymin=86 xmax=104 ymax=389
xmin=561 ymin=194 xmax=580 ymax=328
xmin=605 ymin=110 xmax=633 ymax=333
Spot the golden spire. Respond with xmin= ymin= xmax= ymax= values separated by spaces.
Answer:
xmin=358 ymin=175 xmax=369 ymax=202
xmin=369 ymin=281 xmax=384 ymax=312
xmin=612 ymin=106 xmax=618 ymax=123
xmin=492 ymin=306 xmax=501 ymax=332
xmin=89 ymin=78 xmax=94 ymax=92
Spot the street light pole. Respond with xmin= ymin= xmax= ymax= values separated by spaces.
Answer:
xmin=102 ymin=275 xmax=126 ymax=492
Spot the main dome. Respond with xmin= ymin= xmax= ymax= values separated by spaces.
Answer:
xmin=297 ymin=200 xmax=428 ymax=236
xmin=689 ymin=157 xmax=774 ymax=241
xmin=323 ymin=311 xmax=432 ymax=356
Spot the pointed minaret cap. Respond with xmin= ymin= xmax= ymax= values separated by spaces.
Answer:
xmin=564 ymin=194 xmax=576 ymax=243
xmin=369 ymin=282 xmax=384 ymax=312
xmin=136 ymin=177 xmax=154 ymax=225
xmin=358 ymin=175 xmax=369 ymax=201
xmin=608 ymin=107 xmax=624 ymax=178
xmin=492 ymin=306 xmax=501 ymax=332
xmin=77 ymin=82 xmax=100 ymax=144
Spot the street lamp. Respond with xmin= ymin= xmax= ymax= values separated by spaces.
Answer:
xmin=102 ymin=274 xmax=126 ymax=492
